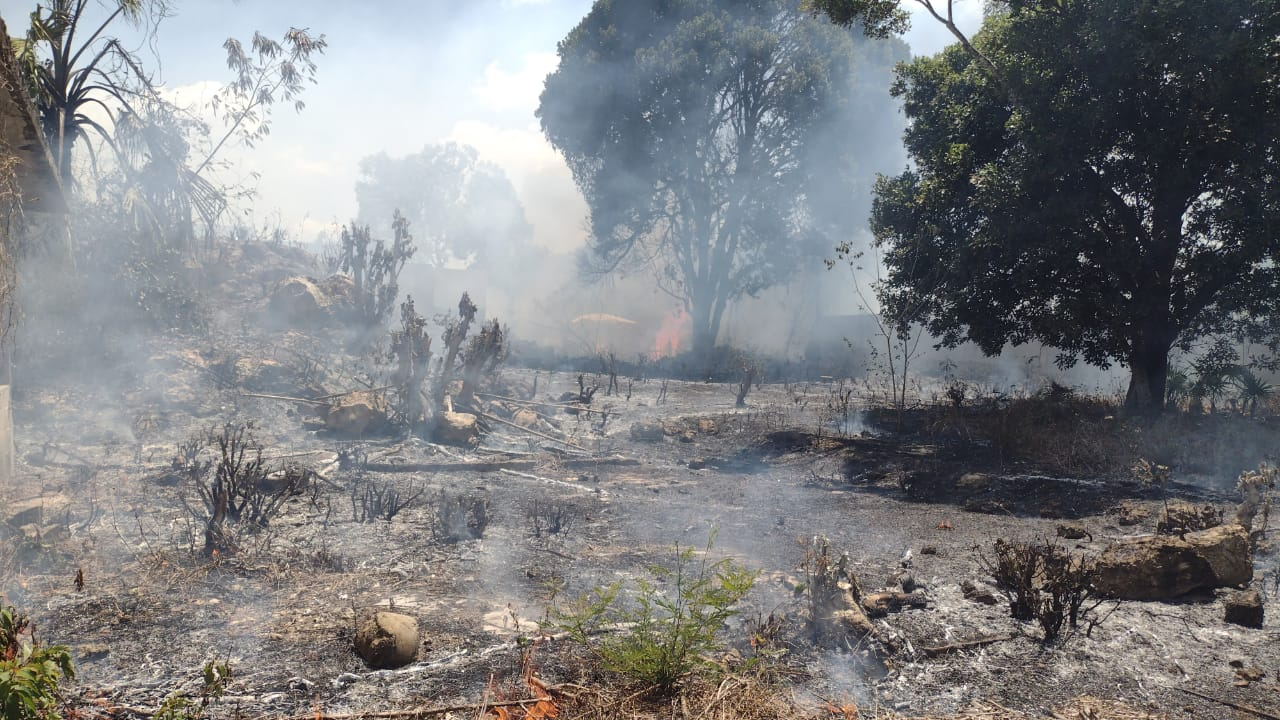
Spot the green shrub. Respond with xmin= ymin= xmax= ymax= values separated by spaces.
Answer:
xmin=153 ymin=659 xmax=232 ymax=720
xmin=547 ymin=533 xmax=756 ymax=695
xmin=0 ymin=602 xmax=74 ymax=719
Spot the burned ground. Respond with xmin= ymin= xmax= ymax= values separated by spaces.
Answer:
xmin=2 ymin=244 xmax=1279 ymax=720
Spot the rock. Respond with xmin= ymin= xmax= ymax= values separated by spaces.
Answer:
xmin=629 ymin=421 xmax=665 ymax=442
xmin=1094 ymin=524 xmax=1252 ymax=600
xmin=678 ymin=430 xmax=696 ymax=443
xmin=961 ymin=580 xmax=1000 ymax=605
xmin=5 ymin=494 xmax=69 ymax=529
xmin=512 ymin=408 xmax=539 ymax=429
xmin=956 ymin=472 xmax=992 ymax=491
xmin=1157 ymin=500 xmax=1223 ymax=534
xmin=354 ymin=611 xmax=419 ymax=669
xmin=1056 ymin=523 xmax=1090 ymax=540
xmin=268 ymin=276 xmax=329 ymax=324
xmin=697 ymin=418 xmax=719 ymax=435
xmin=1235 ymin=666 xmax=1265 ymax=683
xmin=325 ymin=391 xmax=388 ymax=436
xmin=319 ymin=273 xmax=355 ymax=309
xmin=688 ymin=458 xmax=709 ymax=470
xmin=436 ymin=410 xmax=479 ymax=447
xmin=887 ymin=570 xmax=918 ymax=593
xmin=233 ymin=357 xmax=298 ymax=394
xmin=1224 ymin=589 xmax=1264 ymax=629
xmin=1111 ymin=501 xmax=1150 ymax=527
xmin=862 ymin=590 xmax=928 ymax=617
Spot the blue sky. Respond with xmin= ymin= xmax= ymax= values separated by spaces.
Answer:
xmin=0 ymin=0 xmax=982 ymax=251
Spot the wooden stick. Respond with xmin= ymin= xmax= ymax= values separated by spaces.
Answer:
xmin=1177 ymin=687 xmax=1280 ymax=720
xmin=477 ymin=391 xmax=619 ymax=415
xmin=474 ymin=409 xmax=586 ymax=451
xmin=918 ymin=633 xmax=1013 ymax=658
xmin=239 ymin=392 xmax=329 ymax=406
xmin=499 ymin=467 xmax=603 ymax=495
xmin=312 ymin=385 xmax=394 ymax=401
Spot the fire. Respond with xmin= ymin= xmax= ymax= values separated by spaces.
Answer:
xmin=651 ymin=307 xmax=691 ymax=359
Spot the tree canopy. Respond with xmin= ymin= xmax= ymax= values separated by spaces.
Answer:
xmin=355 ymin=142 xmax=532 ymax=269
xmin=860 ymin=0 xmax=1280 ymax=414
xmin=539 ymin=0 xmax=908 ymax=357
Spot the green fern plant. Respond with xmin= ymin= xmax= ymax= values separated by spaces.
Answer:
xmin=0 ymin=602 xmax=74 ymax=720
xmin=547 ymin=533 xmax=756 ymax=695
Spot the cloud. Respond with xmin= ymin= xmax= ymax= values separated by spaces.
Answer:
xmin=470 ymin=52 xmax=559 ymax=113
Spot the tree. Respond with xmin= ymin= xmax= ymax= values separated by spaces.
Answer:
xmin=355 ymin=142 xmax=532 ymax=269
xmin=539 ymin=0 xmax=908 ymax=359
xmin=198 ymin=27 xmax=326 ymax=175
xmin=832 ymin=0 xmax=1280 ymax=414
xmin=15 ymin=0 xmax=158 ymax=185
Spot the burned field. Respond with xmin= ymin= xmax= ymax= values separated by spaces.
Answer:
xmin=0 ymin=247 xmax=1276 ymax=720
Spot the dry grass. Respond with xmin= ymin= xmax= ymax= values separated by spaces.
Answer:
xmin=546 ymin=668 xmax=1166 ymax=720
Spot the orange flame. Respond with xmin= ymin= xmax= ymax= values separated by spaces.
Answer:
xmin=652 ymin=308 xmax=691 ymax=359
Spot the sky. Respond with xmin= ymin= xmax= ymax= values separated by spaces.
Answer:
xmin=0 ymin=0 xmax=984 ymax=253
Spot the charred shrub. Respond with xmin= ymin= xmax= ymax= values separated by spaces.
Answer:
xmin=546 ymin=533 xmax=756 ymax=695
xmin=980 ymin=539 xmax=1099 ymax=642
xmin=350 ymin=478 xmax=424 ymax=523
xmin=526 ymin=499 xmax=576 ymax=539
xmin=186 ymin=423 xmax=302 ymax=555
xmin=429 ymin=489 xmax=490 ymax=543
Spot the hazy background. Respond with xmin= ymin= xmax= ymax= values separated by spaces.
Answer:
xmin=0 ymin=0 xmax=981 ymax=252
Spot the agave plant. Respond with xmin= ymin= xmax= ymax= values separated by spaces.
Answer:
xmin=1229 ymin=366 xmax=1274 ymax=417
xmin=15 ymin=0 xmax=156 ymax=184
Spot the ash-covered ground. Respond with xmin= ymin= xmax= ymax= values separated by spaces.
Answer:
xmin=3 ymin=243 xmax=1279 ymax=720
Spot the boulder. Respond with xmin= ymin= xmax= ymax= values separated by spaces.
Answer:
xmin=233 ymin=357 xmax=298 ymax=394
xmin=512 ymin=409 xmax=540 ymax=429
xmin=436 ymin=410 xmax=479 ymax=447
xmin=697 ymin=418 xmax=719 ymax=435
xmin=956 ymin=472 xmax=992 ymax=491
xmin=325 ymin=391 xmax=388 ymax=436
xmin=1094 ymin=524 xmax=1252 ymax=600
xmin=268 ymin=276 xmax=329 ymax=325
xmin=1111 ymin=501 xmax=1150 ymax=527
xmin=5 ymin=495 xmax=68 ymax=529
xmin=1224 ymin=589 xmax=1264 ymax=629
xmin=354 ymin=611 xmax=419 ymax=669
xmin=629 ymin=421 xmax=665 ymax=442
xmin=961 ymin=579 xmax=1000 ymax=606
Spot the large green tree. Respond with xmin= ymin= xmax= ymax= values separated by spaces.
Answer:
xmin=539 ymin=0 xmax=907 ymax=358
xmin=834 ymin=0 xmax=1280 ymax=414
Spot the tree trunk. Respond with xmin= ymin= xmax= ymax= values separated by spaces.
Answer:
xmin=1124 ymin=338 xmax=1172 ymax=417
xmin=689 ymin=284 xmax=717 ymax=362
